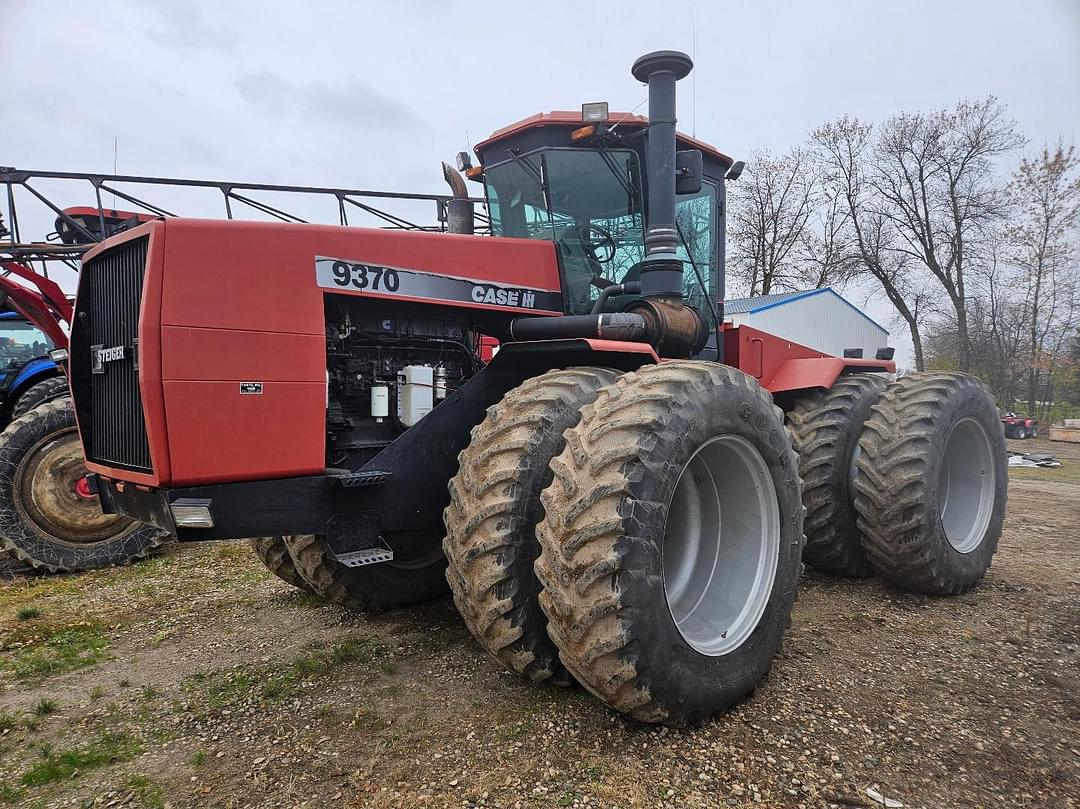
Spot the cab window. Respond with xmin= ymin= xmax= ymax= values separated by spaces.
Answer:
xmin=0 ymin=319 xmax=54 ymax=369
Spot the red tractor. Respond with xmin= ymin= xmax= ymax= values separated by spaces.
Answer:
xmin=66 ymin=52 xmax=1007 ymax=725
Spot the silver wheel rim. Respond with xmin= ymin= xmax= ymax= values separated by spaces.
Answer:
xmin=662 ymin=435 xmax=780 ymax=657
xmin=939 ymin=417 xmax=996 ymax=553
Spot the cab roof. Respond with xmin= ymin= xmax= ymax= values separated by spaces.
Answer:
xmin=474 ymin=111 xmax=733 ymax=168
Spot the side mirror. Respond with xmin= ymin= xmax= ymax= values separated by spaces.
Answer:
xmin=675 ymin=149 xmax=703 ymax=195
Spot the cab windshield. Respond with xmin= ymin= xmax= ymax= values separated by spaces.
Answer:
xmin=484 ymin=148 xmax=718 ymax=322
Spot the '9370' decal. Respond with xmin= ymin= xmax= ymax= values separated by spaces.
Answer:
xmin=315 ymin=256 xmax=562 ymax=312
xmin=328 ymin=261 xmax=401 ymax=291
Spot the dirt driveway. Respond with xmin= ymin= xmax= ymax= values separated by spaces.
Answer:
xmin=1 ymin=446 xmax=1077 ymax=808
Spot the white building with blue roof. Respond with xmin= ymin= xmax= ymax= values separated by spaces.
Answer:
xmin=724 ymin=288 xmax=890 ymax=360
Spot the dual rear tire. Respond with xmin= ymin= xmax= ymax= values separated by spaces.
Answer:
xmin=790 ymin=372 xmax=1007 ymax=595
xmin=854 ymin=373 xmax=1007 ymax=594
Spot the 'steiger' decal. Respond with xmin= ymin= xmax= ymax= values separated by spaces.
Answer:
xmin=315 ymin=257 xmax=563 ymax=313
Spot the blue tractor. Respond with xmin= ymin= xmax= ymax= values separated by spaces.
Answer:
xmin=0 ymin=310 xmax=66 ymax=426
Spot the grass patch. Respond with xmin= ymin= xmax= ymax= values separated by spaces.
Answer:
xmin=203 ymin=670 xmax=254 ymax=710
xmin=125 ymin=774 xmax=164 ymax=808
xmin=188 ymin=749 xmax=206 ymax=766
xmin=187 ymin=636 xmax=385 ymax=711
xmin=0 ymin=782 xmax=22 ymax=805
xmin=90 ymin=685 xmax=106 ymax=700
xmin=213 ymin=542 xmax=252 ymax=562
xmin=21 ymin=732 xmax=141 ymax=786
xmin=0 ymin=712 xmax=15 ymax=732
xmin=1 ymin=622 xmax=108 ymax=683
xmin=31 ymin=699 xmax=57 ymax=717
xmin=15 ymin=607 xmax=40 ymax=621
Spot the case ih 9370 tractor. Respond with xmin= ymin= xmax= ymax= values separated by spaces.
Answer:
xmin=67 ymin=52 xmax=1006 ymax=725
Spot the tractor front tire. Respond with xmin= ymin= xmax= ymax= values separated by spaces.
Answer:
xmin=787 ymin=374 xmax=887 ymax=577
xmin=854 ymin=373 xmax=1007 ymax=595
xmin=12 ymin=377 xmax=69 ymax=420
xmin=0 ymin=399 xmax=167 ymax=572
xmin=444 ymin=367 xmax=620 ymax=685
xmin=285 ymin=534 xmax=447 ymax=612
xmin=251 ymin=537 xmax=311 ymax=591
xmin=535 ymin=362 xmax=804 ymax=726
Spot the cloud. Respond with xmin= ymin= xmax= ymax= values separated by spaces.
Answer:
xmin=143 ymin=2 xmax=234 ymax=51
xmin=235 ymin=70 xmax=423 ymax=132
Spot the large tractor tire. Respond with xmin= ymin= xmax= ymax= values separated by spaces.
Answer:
xmin=853 ymin=372 xmax=1007 ymax=595
xmin=284 ymin=533 xmax=447 ymax=612
xmin=444 ymin=367 xmax=620 ymax=686
xmin=787 ymin=373 xmax=887 ymax=577
xmin=0 ymin=399 xmax=167 ymax=572
xmin=251 ymin=537 xmax=311 ymax=591
xmin=11 ymin=376 xmax=69 ymax=420
xmin=535 ymin=362 xmax=804 ymax=726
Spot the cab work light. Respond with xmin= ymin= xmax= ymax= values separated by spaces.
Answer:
xmin=170 ymin=499 xmax=214 ymax=529
xmin=581 ymin=101 xmax=609 ymax=122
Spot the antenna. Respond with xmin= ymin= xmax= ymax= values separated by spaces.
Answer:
xmin=692 ymin=5 xmax=697 ymax=137
xmin=112 ymin=137 xmax=118 ymax=209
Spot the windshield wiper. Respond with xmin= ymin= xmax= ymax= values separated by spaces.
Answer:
xmin=505 ymin=149 xmax=544 ymax=187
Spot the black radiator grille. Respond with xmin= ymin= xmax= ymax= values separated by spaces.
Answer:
xmin=85 ymin=238 xmax=153 ymax=473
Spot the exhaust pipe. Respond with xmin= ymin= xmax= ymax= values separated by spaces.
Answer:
xmin=441 ymin=161 xmax=474 ymax=235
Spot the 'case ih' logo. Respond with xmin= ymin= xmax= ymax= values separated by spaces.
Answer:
xmin=91 ymin=344 xmax=129 ymax=374
xmin=470 ymin=284 xmax=538 ymax=308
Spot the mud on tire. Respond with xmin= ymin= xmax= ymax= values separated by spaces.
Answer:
xmin=853 ymin=372 xmax=1007 ymax=595
xmin=787 ymin=374 xmax=887 ymax=577
xmin=443 ymin=367 xmax=620 ymax=685
xmin=284 ymin=534 xmax=447 ymax=612
xmin=535 ymin=362 xmax=804 ymax=726
xmin=251 ymin=537 xmax=311 ymax=591
xmin=0 ymin=399 xmax=167 ymax=572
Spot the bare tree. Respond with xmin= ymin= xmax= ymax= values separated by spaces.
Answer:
xmin=728 ymin=148 xmax=817 ymax=296
xmin=1008 ymin=141 xmax=1080 ymax=416
xmin=812 ymin=116 xmax=933 ymax=370
xmin=798 ymin=186 xmax=860 ymax=289
xmin=870 ymin=98 xmax=1024 ymax=371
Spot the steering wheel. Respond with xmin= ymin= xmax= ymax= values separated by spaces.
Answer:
xmin=581 ymin=223 xmax=617 ymax=265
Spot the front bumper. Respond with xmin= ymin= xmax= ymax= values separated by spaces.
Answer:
xmin=95 ymin=472 xmax=386 ymax=542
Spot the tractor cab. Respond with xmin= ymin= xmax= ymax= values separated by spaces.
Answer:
xmin=471 ymin=111 xmax=734 ymax=332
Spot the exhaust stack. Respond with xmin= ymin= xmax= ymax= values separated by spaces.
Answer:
xmin=631 ymin=50 xmax=694 ymax=298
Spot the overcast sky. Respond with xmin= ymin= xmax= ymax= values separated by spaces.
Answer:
xmin=4 ymin=0 xmax=1079 ymax=364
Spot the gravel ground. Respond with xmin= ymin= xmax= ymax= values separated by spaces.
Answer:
xmin=0 ymin=443 xmax=1077 ymax=809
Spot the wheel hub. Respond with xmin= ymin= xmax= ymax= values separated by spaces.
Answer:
xmin=14 ymin=427 xmax=135 ymax=545
xmin=939 ymin=417 xmax=995 ymax=553
xmin=662 ymin=435 xmax=780 ymax=656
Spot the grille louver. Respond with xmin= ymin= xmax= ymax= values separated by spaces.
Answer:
xmin=84 ymin=237 xmax=153 ymax=473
